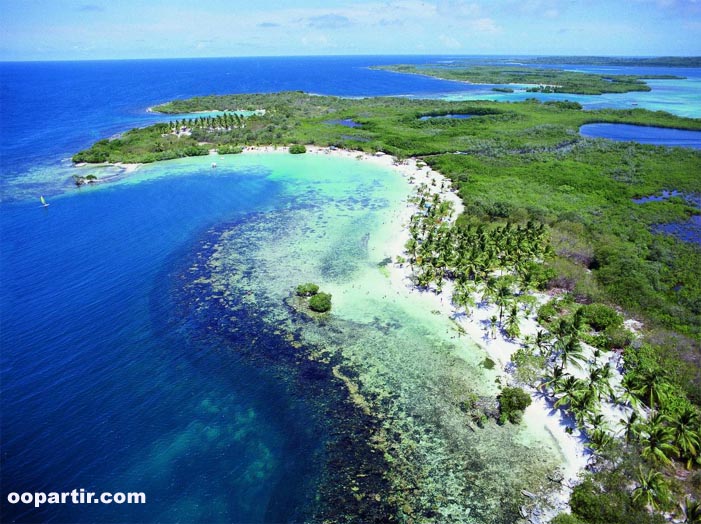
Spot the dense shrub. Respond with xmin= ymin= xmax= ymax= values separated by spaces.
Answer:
xmin=511 ymin=347 xmax=546 ymax=385
xmin=550 ymin=514 xmax=586 ymax=524
xmin=570 ymin=479 xmax=627 ymax=523
xmin=537 ymin=300 xmax=560 ymax=323
xmin=296 ymin=283 xmax=319 ymax=296
xmin=217 ymin=145 xmax=243 ymax=154
xmin=545 ymin=100 xmax=583 ymax=110
xmin=580 ymin=303 xmax=623 ymax=331
xmin=309 ymin=292 xmax=332 ymax=312
xmin=497 ymin=386 xmax=531 ymax=424
xmin=289 ymin=144 xmax=307 ymax=154
xmin=602 ymin=325 xmax=634 ymax=349
xmin=570 ymin=478 xmax=664 ymax=524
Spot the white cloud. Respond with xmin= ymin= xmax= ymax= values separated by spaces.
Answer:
xmin=439 ymin=34 xmax=462 ymax=48
xmin=307 ymin=14 xmax=353 ymax=29
xmin=470 ymin=17 xmax=500 ymax=33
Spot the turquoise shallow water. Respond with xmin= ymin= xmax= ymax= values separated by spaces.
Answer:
xmin=434 ymin=65 xmax=701 ymax=118
xmin=188 ymin=154 xmax=565 ymax=523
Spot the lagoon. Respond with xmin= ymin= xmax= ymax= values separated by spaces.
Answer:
xmin=579 ymin=123 xmax=701 ymax=149
xmin=419 ymin=113 xmax=473 ymax=120
xmin=324 ymin=118 xmax=362 ymax=128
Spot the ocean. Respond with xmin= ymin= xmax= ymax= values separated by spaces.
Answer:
xmin=1 ymin=56 xmax=700 ymax=523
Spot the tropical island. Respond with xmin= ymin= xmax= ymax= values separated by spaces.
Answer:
xmin=371 ymin=64 xmax=684 ymax=95
xmin=74 ymin=92 xmax=701 ymax=523
xmin=506 ymin=56 xmax=701 ymax=68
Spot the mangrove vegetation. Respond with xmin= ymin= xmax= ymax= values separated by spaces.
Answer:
xmin=295 ymin=282 xmax=332 ymax=313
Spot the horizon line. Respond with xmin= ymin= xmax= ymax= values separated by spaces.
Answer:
xmin=2 ymin=53 xmax=700 ymax=64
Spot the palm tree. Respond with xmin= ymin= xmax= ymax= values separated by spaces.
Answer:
xmin=553 ymin=317 xmax=577 ymax=340
xmin=639 ymin=421 xmax=678 ymax=466
xmin=619 ymin=410 xmax=641 ymax=443
xmin=554 ymin=376 xmax=587 ymax=409
xmin=596 ymin=363 xmax=615 ymax=401
xmin=647 ymin=410 xmax=671 ymax=427
xmin=534 ymin=329 xmax=552 ymax=355
xmin=586 ymin=412 xmax=609 ymax=433
xmin=458 ymin=255 xmax=480 ymax=283
xmin=672 ymin=407 xmax=701 ymax=469
xmin=632 ymin=466 xmax=669 ymax=510
xmin=505 ymin=303 xmax=520 ymax=339
xmin=540 ymin=366 xmax=568 ymax=397
xmin=629 ymin=370 xmax=669 ymax=409
xmin=481 ymin=276 xmax=499 ymax=304
xmin=618 ymin=379 xmax=643 ymax=411
xmin=494 ymin=277 xmax=514 ymax=324
xmin=572 ymin=307 xmax=586 ymax=333
xmin=489 ymin=315 xmax=498 ymax=339
xmin=558 ymin=337 xmax=586 ymax=370
xmin=589 ymin=428 xmax=614 ymax=453
xmin=587 ymin=365 xmax=603 ymax=389
xmin=452 ymin=282 xmax=476 ymax=316
xmin=405 ymin=237 xmax=418 ymax=265
xmin=570 ymin=390 xmax=598 ymax=426
xmin=516 ymin=261 xmax=538 ymax=292
xmin=435 ymin=273 xmax=445 ymax=294
xmin=416 ymin=266 xmax=434 ymax=288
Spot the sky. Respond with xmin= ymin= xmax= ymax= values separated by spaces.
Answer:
xmin=1 ymin=0 xmax=700 ymax=61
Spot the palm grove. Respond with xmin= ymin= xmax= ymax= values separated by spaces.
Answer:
xmin=405 ymin=180 xmax=699 ymax=523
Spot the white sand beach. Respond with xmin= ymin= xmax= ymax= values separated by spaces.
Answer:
xmin=241 ymin=144 xmax=592 ymax=518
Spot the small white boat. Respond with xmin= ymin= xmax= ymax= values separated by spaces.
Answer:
xmin=211 ymin=162 xmax=217 ymax=168
xmin=40 ymin=195 xmax=50 ymax=208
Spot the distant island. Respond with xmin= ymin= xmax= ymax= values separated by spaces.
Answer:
xmin=372 ymin=64 xmax=684 ymax=95
xmin=509 ymin=56 xmax=701 ymax=68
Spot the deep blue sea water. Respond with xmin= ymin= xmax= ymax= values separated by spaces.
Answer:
xmin=1 ymin=56 xmax=700 ymax=523
xmin=1 ymin=168 xmax=328 ymax=523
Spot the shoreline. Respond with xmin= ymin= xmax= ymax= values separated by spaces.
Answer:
xmin=71 ymin=143 xmax=590 ymax=518
xmin=360 ymin=148 xmax=589 ymax=517
xmin=146 ymin=107 xmax=267 ymax=116
xmin=74 ymin=161 xmax=142 ymax=173
xmin=240 ymin=144 xmax=589 ymax=517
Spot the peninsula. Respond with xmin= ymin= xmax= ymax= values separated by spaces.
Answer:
xmin=372 ymin=64 xmax=684 ymax=95
xmin=74 ymin=92 xmax=701 ymax=524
